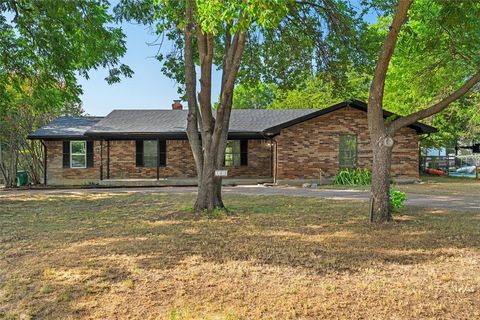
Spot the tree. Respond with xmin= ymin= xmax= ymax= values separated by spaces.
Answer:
xmin=368 ymin=0 xmax=480 ymax=222
xmin=118 ymin=0 xmax=358 ymax=214
xmin=232 ymin=81 xmax=277 ymax=109
xmin=0 ymin=0 xmax=131 ymax=186
xmin=185 ymin=0 xmax=294 ymax=213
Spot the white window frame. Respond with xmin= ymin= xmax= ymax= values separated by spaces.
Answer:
xmin=70 ymin=141 xmax=87 ymax=169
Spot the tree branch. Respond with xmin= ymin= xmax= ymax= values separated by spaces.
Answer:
xmin=368 ymin=0 xmax=412 ymax=132
xmin=388 ymin=70 xmax=480 ymax=134
xmin=184 ymin=0 xmax=204 ymax=179
xmin=196 ymin=26 xmax=214 ymax=131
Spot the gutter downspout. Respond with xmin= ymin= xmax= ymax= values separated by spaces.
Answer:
xmin=40 ymin=140 xmax=47 ymax=185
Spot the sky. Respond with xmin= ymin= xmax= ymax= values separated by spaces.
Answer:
xmin=78 ymin=21 xmax=208 ymax=116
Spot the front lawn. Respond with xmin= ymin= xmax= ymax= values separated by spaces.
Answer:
xmin=1 ymin=192 xmax=479 ymax=319
xmin=396 ymin=175 xmax=480 ymax=197
xmin=317 ymin=175 xmax=480 ymax=197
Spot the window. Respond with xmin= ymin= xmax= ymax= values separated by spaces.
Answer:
xmin=224 ymin=140 xmax=248 ymax=167
xmin=70 ymin=141 xmax=86 ymax=168
xmin=339 ymin=135 xmax=357 ymax=168
xmin=136 ymin=140 xmax=167 ymax=167
xmin=143 ymin=140 xmax=158 ymax=167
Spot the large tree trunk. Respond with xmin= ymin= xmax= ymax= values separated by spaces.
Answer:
xmin=367 ymin=0 xmax=412 ymax=222
xmin=183 ymin=1 xmax=246 ymax=215
xmin=370 ymin=139 xmax=393 ymax=222
xmin=367 ymin=0 xmax=480 ymax=222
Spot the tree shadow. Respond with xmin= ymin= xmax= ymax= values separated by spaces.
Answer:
xmin=1 ymin=193 xmax=479 ymax=318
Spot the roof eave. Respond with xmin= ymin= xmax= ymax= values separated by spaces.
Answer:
xmin=262 ymin=100 xmax=437 ymax=135
xmin=27 ymin=135 xmax=91 ymax=140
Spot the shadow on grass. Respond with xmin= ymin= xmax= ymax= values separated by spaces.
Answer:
xmin=1 ymin=192 xmax=479 ymax=318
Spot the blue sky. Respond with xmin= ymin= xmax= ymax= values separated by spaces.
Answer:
xmin=78 ymin=21 xmax=200 ymax=116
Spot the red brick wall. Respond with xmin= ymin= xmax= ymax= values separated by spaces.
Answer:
xmin=227 ymin=140 xmax=273 ymax=178
xmin=273 ymin=107 xmax=419 ymax=182
xmin=45 ymin=140 xmax=102 ymax=185
xmin=45 ymin=139 xmax=272 ymax=185
xmin=44 ymin=108 xmax=420 ymax=185
xmin=105 ymin=140 xmax=196 ymax=179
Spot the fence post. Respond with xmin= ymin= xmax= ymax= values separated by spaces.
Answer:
xmin=446 ymin=155 xmax=450 ymax=176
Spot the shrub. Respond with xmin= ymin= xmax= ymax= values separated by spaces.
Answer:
xmin=333 ymin=168 xmax=372 ymax=185
xmin=390 ymin=189 xmax=407 ymax=210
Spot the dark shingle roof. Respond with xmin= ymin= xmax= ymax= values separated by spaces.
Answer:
xmin=228 ymin=109 xmax=316 ymax=132
xmin=28 ymin=116 xmax=104 ymax=139
xmin=85 ymin=109 xmax=317 ymax=136
xmin=28 ymin=101 xmax=437 ymax=139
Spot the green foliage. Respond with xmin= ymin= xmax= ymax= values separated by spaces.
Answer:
xmin=0 ymin=0 xmax=132 ymax=115
xmin=1 ymin=0 xmax=131 ymax=186
xmin=377 ymin=0 xmax=480 ymax=147
xmin=118 ymin=1 xmax=365 ymax=98
xmin=194 ymin=0 xmax=291 ymax=34
xmin=390 ymin=189 xmax=407 ymax=211
xmin=232 ymin=81 xmax=277 ymax=109
xmin=236 ymin=0 xmax=480 ymax=148
xmin=239 ymin=1 xmax=369 ymax=90
xmin=233 ymin=72 xmax=370 ymax=110
xmin=333 ymin=168 xmax=372 ymax=186
xmin=269 ymin=73 xmax=369 ymax=109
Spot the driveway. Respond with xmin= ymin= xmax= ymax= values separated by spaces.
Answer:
xmin=1 ymin=185 xmax=479 ymax=212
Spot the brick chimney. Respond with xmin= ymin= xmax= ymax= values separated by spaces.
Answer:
xmin=172 ymin=99 xmax=183 ymax=110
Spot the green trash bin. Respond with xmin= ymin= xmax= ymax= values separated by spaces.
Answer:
xmin=16 ymin=171 xmax=30 ymax=187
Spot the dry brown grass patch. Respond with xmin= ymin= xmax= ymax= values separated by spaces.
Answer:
xmin=0 ymin=192 xmax=479 ymax=319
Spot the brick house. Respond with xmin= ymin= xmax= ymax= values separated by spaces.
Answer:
xmin=28 ymin=100 xmax=436 ymax=186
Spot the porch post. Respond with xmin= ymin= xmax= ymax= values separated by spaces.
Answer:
xmin=273 ymin=139 xmax=278 ymax=184
xmin=269 ymin=138 xmax=273 ymax=180
xmin=99 ymin=140 xmax=103 ymax=180
xmin=106 ymin=140 xmax=110 ymax=179
xmin=156 ymin=138 xmax=160 ymax=180
xmin=41 ymin=140 xmax=47 ymax=185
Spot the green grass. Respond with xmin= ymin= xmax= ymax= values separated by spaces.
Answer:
xmin=0 ymin=191 xmax=479 ymax=319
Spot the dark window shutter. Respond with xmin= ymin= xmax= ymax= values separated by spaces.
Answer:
xmin=240 ymin=140 xmax=248 ymax=166
xmin=86 ymin=141 xmax=94 ymax=168
xmin=159 ymin=140 xmax=167 ymax=167
xmin=136 ymin=140 xmax=144 ymax=167
xmin=62 ymin=141 xmax=70 ymax=168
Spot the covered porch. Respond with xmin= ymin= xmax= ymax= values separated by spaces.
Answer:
xmin=99 ymin=177 xmax=273 ymax=187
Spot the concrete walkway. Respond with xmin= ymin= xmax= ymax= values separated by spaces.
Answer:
xmin=1 ymin=185 xmax=479 ymax=212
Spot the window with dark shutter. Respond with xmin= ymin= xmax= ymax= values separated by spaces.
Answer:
xmin=240 ymin=140 xmax=248 ymax=166
xmin=63 ymin=141 xmax=70 ymax=168
xmin=159 ymin=140 xmax=167 ymax=167
xmin=86 ymin=141 xmax=94 ymax=168
xmin=136 ymin=140 xmax=144 ymax=167
xmin=224 ymin=140 xmax=248 ymax=166
xmin=143 ymin=140 xmax=157 ymax=167
xmin=70 ymin=141 xmax=87 ymax=168
xmin=137 ymin=140 xmax=165 ymax=167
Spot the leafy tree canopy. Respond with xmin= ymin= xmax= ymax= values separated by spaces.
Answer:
xmin=0 ymin=0 xmax=132 ymax=116
xmin=378 ymin=0 xmax=480 ymax=147
xmin=116 ymin=0 xmax=365 ymax=96
xmin=233 ymin=0 xmax=480 ymax=148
